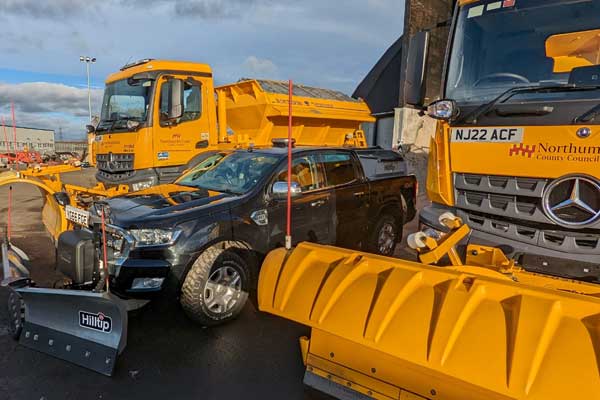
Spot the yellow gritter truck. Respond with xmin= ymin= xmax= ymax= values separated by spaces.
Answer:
xmin=92 ymin=59 xmax=373 ymax=190
xmin=257 ymin=0 xmax=600 ymax=399
xmin=418 ymin=0 xmax=600 ymax=281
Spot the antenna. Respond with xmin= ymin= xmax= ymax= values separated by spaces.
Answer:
xmin=285 ymin=80 xmax=293 ymax=250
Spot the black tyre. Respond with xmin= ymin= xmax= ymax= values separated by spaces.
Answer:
xmin=180 ymin=243 xmax=250 ymax=326
xmin=7 ymin=288 xmax=24 ymax=340
xmin=368 ymin=214 xmax=401 ymax=257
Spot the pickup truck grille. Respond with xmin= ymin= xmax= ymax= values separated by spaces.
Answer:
xmin=96 ymin=153 xmax=134 ymax=173
xmin=454 ymin=173 xmax=600 ymax=254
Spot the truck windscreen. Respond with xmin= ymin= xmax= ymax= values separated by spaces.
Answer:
xmin=446 ymin=0 xmax=600 ymax=104
xmin=97 ymin=78 xmax=154 ymax=133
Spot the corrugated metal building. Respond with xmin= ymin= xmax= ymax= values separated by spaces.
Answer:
xmin=55 ymin=141 xmax=88 ymax=154
xmin=0 ymin=126 xmax=55 ymax=154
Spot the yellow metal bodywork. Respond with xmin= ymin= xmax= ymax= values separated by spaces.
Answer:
xmin=426 ymin=122 xmax=453 ymax=206
xmin=546 ymin=29 xmax=600 ymax=73
xmin=215 ymin=79 xmax=373 ymax=148
xmin=95 ymin=60 xmax=372 ymax=185
xmin=259 ymin=242 xmax=600 ymax=399
xmin=0 ymin=166 xmax=128 ymax=240
xmin=427 ymin=121 xmax=600 ymax=206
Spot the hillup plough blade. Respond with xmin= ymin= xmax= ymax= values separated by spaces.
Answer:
xmin=15 ymin=287 xmax=128 ymax=376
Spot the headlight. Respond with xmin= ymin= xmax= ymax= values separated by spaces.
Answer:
xmin=131 ymin=177 xmax=157 ymax=192
xmin=129 ymin=228 xmax=181 ymax=247
xmin=427 ymin=99 xmax=459 ymax=120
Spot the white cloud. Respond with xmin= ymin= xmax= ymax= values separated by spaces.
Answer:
xmin=0 ymin=82 xmax=102 ymax=117
xmin=0 ymin=82 xmax=102 ymax=139
xmin=0 ymin=0 xmax=405 ymax=135
xmin=243 ymin=56 xmax=278 ymax=77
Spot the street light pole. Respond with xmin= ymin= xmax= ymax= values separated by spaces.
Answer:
xmin=80 ymin=56 xmax=96 ymax=123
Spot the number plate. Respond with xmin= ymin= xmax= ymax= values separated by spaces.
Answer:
xmin=451 ymin=127 xmax=524 ymax=143
xmin=65 ymin=205 xmax=90 ymax=226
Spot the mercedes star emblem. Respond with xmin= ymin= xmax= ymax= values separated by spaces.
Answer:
xmin=577 ymin=127 xmax=592 ymax=138
xmin=543 ymin=175 xmax=600 ymax=228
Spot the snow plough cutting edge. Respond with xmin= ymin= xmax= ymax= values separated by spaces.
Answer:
xmin=258 ymin=215 xmax=600 ymax=400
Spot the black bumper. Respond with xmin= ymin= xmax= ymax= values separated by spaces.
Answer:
xmin=111 ymin=258 xmax=171 ymax=299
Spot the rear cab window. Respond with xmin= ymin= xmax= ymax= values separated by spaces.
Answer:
xmin=321 ymin=152 xmax=358 ymax=187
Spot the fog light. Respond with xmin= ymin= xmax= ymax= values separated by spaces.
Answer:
xmin=131 ymin=277 xmax=165 ymax=290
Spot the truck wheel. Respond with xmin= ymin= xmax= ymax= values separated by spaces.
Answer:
xmin=369 ymin=214 xmax=401 ymax=257
xmin=7 ymin=288 xmax=24 ymax=340
xmin=180 ymin=244 xmax=250 ymax=326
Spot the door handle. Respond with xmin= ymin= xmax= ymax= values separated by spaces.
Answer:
xmin=353 ymin=191 xmax=365 ymax=197
xmin=311 ymin=200 xmax=326 ymax=207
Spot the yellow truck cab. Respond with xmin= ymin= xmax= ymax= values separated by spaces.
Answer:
xmin=407 ymin=0 xmax=600 ymax=281
xmin=92 ymin=59 xmax=373 ymax=191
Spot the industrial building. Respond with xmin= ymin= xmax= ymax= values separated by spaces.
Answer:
xmin=354 ymin=0 xmax=454 ymax=191
xmin=0 ymin=125 xmax=55 ymax=154
xmin=54 ymin=140 xmax=88 ymax=155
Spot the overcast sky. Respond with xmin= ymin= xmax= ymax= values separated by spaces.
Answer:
xmin=0 ymin=0 xmax=404 ymax=140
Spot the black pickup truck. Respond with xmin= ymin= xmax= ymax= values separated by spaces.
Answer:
xmin=59 ymin=146 xmax=417 ymax=326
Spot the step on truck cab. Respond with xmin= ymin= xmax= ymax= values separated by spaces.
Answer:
xmin=92 ymin=59 xmax=374 ymax=191
xmin=408 ymin=0 xmax=600 ymax=283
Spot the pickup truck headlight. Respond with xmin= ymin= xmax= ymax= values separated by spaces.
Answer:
xmin=129 ymin=228 xmax=181 ymax=247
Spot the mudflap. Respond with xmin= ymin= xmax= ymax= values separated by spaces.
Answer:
xmin=15 ymin=287 xmax=128 ymax=376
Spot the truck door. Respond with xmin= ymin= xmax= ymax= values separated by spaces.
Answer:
xmin=153 ymin=74 xmax=213 ymax=179
xmin=319 ymin=151 xmax=369 ymax=250
xmin=267 ymin=154 xmax=331 ymax=248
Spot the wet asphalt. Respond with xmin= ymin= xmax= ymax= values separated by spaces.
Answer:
xmin=0 ymin=168 xmax=421 ymax=400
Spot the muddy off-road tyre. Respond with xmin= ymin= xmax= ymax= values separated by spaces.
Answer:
xmin=7 ymin=288 xmax=24 ymax=340
xmin=368 ymin=214 xmax=401 ymax=257
xmin=180 ymin=242 xmax=250 ymax=327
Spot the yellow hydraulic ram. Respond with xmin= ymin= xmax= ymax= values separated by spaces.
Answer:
xmin=258 ymin=220 xmax=600 ymax=400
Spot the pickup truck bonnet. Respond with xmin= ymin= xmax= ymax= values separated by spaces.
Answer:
xmin=104 ymin=184 xmax=234 ymax=225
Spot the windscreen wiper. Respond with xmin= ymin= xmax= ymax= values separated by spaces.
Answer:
xmin=460 ymin=84 xmax=600 ymax=125
xmin=574 ymin=103 xmax=600 ymax=123
xmin=95 ymin=119 xmax=116 ymax=133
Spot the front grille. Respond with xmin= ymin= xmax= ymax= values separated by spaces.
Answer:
xmin=454 ymin=173 xmax=600 ymax=255
xmin=96 ymin=153 xmax=134 ymax=174
xmin=455 ymin=173 xmax=549 ymax=224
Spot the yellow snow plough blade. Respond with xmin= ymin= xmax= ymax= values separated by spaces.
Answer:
xmin=258 ymin=242 xmax=600 ymax=400
xmin=0 ymin=166 xmax=128 ymax=241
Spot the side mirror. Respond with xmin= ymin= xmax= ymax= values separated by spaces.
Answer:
xmin=167 ymin=79 xmax=184 ymax=120
xmin=405 ymin=31 xmax=430 ymax=107
xmin=86 ymin=124 xmax=96 ymax=134
xmin=272 ymin=181 xmax=302 ymax=200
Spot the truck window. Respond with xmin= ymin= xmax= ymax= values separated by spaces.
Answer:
xmin=159 ymin=80 xmax=202 ymax=123
xmin=321 ymin=153 xmax=356 ymax=187
xmin=275 ymin=155 xmax=324 ymax=192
